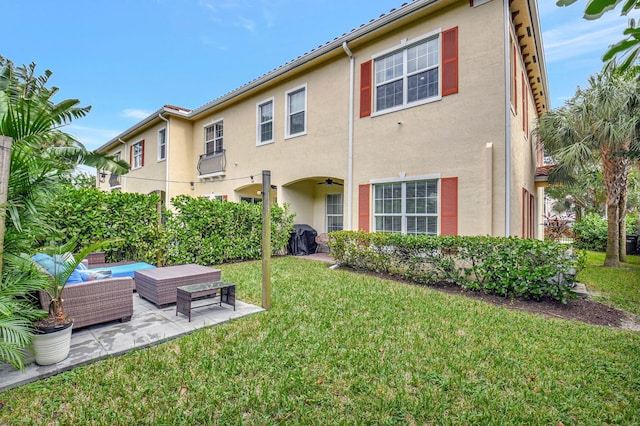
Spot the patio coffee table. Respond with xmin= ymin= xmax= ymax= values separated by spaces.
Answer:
xmin=135 ymin=264 xmax=221 ymax=307
xmin=176 ymin=282 xmax=236 ymax=322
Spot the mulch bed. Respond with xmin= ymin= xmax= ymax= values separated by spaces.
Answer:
xmin=340 ymin=267 xmax=635 ymax=329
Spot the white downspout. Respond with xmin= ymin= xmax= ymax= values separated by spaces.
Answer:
xmin=342 ymin=41 xmax=354 ymax=231
xmin=118 ymin=138 xmax=127 ymax=192
xmin=158 ymin=113 xmax=170 ymax=201
xmin=503 ymin=0 xmax=512 ymax=236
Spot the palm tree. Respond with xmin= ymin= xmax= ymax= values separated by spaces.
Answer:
xmin=535 ymin=65 xmax=640 ymax=267
xmin=0 ymin=56 xmax=129 ymax=369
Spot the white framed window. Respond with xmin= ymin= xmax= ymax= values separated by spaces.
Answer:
xmin=257 ymin=98 xmax=274 ymax=145
xmin=285 ymin=84 xmax=306 ymax=138
xmin=158 ymin=128 xmax=166 ymax=161
xmin=204 ymin=120 xmax=223 ymax=155
xmin=326 ymin=193 xmax=343 ymax=233
xmin=373 ymin=180 xmax=438 ymax=235
xmin=240 ymin=196 xmax=262 ymax=204
xmin=132 ymin=140 xmax=144 ymax=169
xmin=374 ymin=32 xmax=440 ymax=113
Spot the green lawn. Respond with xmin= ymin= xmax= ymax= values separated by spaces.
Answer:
xmin=1 ymin=257 xmax=638 ymax=424
xmin=578 ymin=251 xmax=640 ymax=316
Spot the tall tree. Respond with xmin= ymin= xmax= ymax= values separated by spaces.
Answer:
xmin=557 ymin=0 xmax=640 ymax=70
xmin=0 ymin=57 xmax=128 ymax=369
xmin=535 ymin=66 xmax=640 ymax=267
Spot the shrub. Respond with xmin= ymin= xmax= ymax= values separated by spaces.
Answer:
xmin=573 ymin=212 xmax=639 ymax=252
xmin=162 ymin=195 xmax=294 ymax=265
xmin=330 ymin=231 xmax=585 ymax=303
xmin=41 ymin=188 xmax=295 ymax=265
xmin=41 ymin=186 xmax=164 ymax=264
xmin=572 ymin=213 xmax=608 ymax=251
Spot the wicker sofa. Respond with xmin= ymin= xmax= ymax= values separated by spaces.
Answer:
xmin=38 ymin=277 xmax=134 ymax=330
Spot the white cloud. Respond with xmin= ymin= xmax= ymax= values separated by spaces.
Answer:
xmin=66 ymin=125 xmax=121 ymax=151
xmin=121 ymin=109 xmax=151 ymax=119
xmin=198 ymin=0 xmax=277 ymax=32
xmin=236 ymin=16 xmax=256 ymax=32
xmin=542 ymin=12 xmax=636 ymax=63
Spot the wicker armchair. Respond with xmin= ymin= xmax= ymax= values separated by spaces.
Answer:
xmin=38 ymin=277 xmax=134 ymax=329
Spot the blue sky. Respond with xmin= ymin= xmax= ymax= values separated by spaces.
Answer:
xmin=2 ymin=0 xmax=638 ymax=151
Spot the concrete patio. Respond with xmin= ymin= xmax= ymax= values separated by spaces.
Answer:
xmin=0 ymin=293 xmax=263 ymax=392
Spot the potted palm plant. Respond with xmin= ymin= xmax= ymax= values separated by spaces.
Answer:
xmin=29 ymin=240 xmax=104 ymax=365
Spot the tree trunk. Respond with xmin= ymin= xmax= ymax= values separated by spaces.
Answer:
xmin=619 ymin=189 xmax=627 ymax=263
xmin=604 ymin=203 xmax=620 ymax=267
xmin=601 ymin=150 xmax=626 ymax=268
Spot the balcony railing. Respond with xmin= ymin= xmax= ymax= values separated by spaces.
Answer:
xmin=198 ymin=150 xmax=226 ymax=176
xmin=109 ymin=173 xmax=121 ymax=188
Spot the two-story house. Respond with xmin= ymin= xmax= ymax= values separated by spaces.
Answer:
xmin=96 ymin=0 xmax=549 ymax=239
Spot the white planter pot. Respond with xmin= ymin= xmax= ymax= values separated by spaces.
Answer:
xmin=31 ymin=322 xmax=73 ymax=366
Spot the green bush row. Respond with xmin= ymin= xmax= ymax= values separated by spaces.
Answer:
xmin=41 ymin=187 xmax=164 ymax=264
xmin=573 ymin=212 xmax=639 ymax=251
xmin=329 ymin=231 xmax=585 ymax=303
xmin=41 ymin=187 xmax=295 ymax=265
xmin=163 ymin=195 xmax=294 ymax=265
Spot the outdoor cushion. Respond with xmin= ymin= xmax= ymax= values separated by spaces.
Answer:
xmin=87 ymin=262 xmax=156 ymax=279
xmin=32 ymin=253 xmax=85 ymax=284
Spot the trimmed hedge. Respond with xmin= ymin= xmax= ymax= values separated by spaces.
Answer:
xmin=41 ymin=187 xmax=164 ymax=264
xmin=329 ymin=231 xmax=585 ymax=303
xmin=163 ymin=195 xmax=294 ymax=265
xmin=41 ymin=187 xmax=295 ymax=266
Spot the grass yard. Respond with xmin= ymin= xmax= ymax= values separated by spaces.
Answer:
xmin=578 ymin=251 xmax=640 ymax=316
xmin=1 ymin=257 xmax=638 ymax=424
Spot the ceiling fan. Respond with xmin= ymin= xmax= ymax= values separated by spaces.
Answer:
xmin=318 ymin=178 xmax=343 ymax=186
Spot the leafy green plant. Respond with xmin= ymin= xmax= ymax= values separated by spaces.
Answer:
xmin=41 ymin=186 xmax=164 ymax=264
xmin=330 ymin=231 xmax=585 ymax=303
xmin=573 ymin=212 xmax=638 ymax=252
xmin=29 ymin=240 xmax=107 ymax=328
xmin=163 ymin=195 xmax=294 ymax=265
xmin=0 ymin=56 xmax=128 ymax=369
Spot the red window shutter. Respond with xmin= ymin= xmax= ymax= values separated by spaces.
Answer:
xmin=521 ymin=72 xmax=526 ymax=131
xmin=522 ymin=188 xmax=526 ymax=238
xmin=440 ymin=177 xmax=458 ymax=235
xmin=358 ymin=184 xmax=370 ymax=232
xmin=441 ymin=27 xmax=458 ymax=96
xmin=360 ymin=60 xmax=372 ymax=118
xmin=129 ymin=145 xmax=133 ymax=167
xmin=529 ymin=193 xmax=534 ymax=238
xmin=141 ymin=140 xmax=145 ymax=167
xmin=222 ymin=195 xmax=228 ymax=201
xmin=525 ymin=80 xmax=529 ymax=136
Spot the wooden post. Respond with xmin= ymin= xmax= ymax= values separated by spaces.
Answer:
xmin=261 ymin=170 xmax=272 ymax=310
xmin=0 ymin=136 xmax=13 ymax=278
xmin=156 ymin=201 xmax=162 ymax=267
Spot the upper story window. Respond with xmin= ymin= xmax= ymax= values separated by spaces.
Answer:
xmin=257 ymin=98 xmax=274 ymax=145
xmin=374 ymin=34 xmax=439 ymax=112
xmin=158 ymin=128 xmax=166 ymax=161
xmin=205 ymin=121 xmax=223 ymax=155
xmin=286 ymin=85 xmax=306 ymax=138
xmin=132 ymin=140 xmax=144 ymax=169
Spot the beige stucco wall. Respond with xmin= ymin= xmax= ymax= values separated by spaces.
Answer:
xmin=508 ymin=18 xmax=540 ymax=238
xmin=166 ymin=117 xmax=194 ymax=201
xmin=97 ymin=0 xmax=546 ymax=237
xmin=98 ymin=122 xmax=168 ymax=196
xmin=350 ymin=0 xmax=507 ymax=236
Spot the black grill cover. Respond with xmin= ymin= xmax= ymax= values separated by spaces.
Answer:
xmin=287 ymin=224 xmax=318 ymax=256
